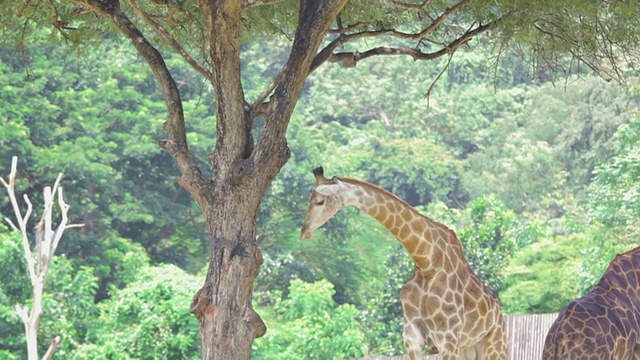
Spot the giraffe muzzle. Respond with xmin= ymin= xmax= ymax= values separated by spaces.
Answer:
xmin=300 ymin=224 xmax=313 ymax=239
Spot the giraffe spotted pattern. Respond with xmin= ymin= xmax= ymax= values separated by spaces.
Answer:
xmin=543 ymin=246 xmax=640 ymax=360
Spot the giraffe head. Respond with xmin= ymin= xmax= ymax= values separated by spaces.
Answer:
xmin=300 ymin=166 xmax=345 ymax=239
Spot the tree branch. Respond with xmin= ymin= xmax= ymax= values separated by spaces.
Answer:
xmin=14 ymin=304 xmax=29 ymax=326
xmin=382 ymin=0 xmax=433 ymax=12
xmin=42 ymin=336 xmax=62 ymax=360
xmin=126 ymin=0 xmax=214 ymax=83
xmin=249 ymin=69 xmax=284 ymax=120
xmin=46 ymin=0 xmax=76 ymax=42
xmin=18 ymin=16 xmax=34 ymax=78
xmin=310 ymin=0 xmax=476 ymax=71
xmin=313 ymin=20 xmax=493 ymax=71
xmin=425 ymin=52 xmax=454 ymax=101
xmin=0 ymin=156 xmax=36 ymax=283
xmin=328 ymin=21 xmax=368 ymax=34
xmin=252 ymin=0 xmax=348 ymax=177
xmin=242 ymin=0 xmax=285 ymax=9
xmin=76 ymin=0 xmax=206 ymax=195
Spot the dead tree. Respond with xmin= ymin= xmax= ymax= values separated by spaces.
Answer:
xmin=0 ymin=156 xmax=82 ymax=360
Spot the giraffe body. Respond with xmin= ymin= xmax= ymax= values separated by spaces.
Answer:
xmin=543 ymin=246 xmax=640 ymax=360
xmin=301 ymin=167 xmax=508 ymax=360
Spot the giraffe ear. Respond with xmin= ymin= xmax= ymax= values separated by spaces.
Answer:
xmin=312 ymin=166 xmax=334 ymax=185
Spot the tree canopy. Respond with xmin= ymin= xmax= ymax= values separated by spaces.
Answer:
xmin=5 ymin=0 xmax=640 ymax=83
xmin=2 ymin=0 xmax=640 ymax=359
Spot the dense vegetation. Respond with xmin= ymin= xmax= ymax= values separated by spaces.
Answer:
xmin=1 ymin=36 xmax=639 ymax=358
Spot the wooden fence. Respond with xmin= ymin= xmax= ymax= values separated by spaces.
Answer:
xmin=360 ymin=313 xmax=559 ymax=360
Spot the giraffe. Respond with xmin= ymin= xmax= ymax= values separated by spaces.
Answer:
xmin=542 ymin=245 xmax=640 ymax=360
xmin=300 ymin=167 xmax=508 ymax=360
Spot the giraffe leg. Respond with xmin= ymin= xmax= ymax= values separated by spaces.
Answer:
xmin=439 ymin=347 xmax=462 ymax=360
xmin=402 ymin=322 xmax=425 ymax=360
xmin=432 ymin=335 xmax=461 ymax=360
xmin=482 ymin=324 xmax=508 ymax=360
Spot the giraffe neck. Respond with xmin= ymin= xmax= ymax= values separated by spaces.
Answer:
xmin=592 ymin=249 xmax=640 ymax=310
xmin=338 ymin=177 xmax=465 ymax=271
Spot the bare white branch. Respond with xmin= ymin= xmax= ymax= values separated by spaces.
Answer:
xmin=14 ymin=304 xmax=29 ymax=324
xmin=42 ymin=336 xmax=62 ymax=360
xmin=1 ymin=156 xmax=81 ymax=360
xmin=1 ymin=157 xmax=36 ymax=282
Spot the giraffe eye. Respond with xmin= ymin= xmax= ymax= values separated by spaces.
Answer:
xmin=316 ymin=199 xmax=325 ymax=206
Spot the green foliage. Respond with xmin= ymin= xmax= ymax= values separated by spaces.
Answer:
xmin=484 ymin=0 xmax=640 ymax=82
xmin=74 ymin=265 xmax=201 ymax=360
xmin=578 ymin=114 xmax=640 ymax=293
xmin=462 ymin=77 xmax=637 ymax=213
xmin=0 ymin=220 xmax=199 ymax=359
xmin=588 ymin=115 xmax=640 ymax=232
xmin=366 ymin=137 xmax=463 ymax=206
xmin=0 ymin=225 xmax=99 ymax=359
xmin=255 ymin=245 xmax=316 ymax=305
xmin=90 ymin=237 xmax=151 ymax=299
xmin=1 ymin=23 xmax=639 ymax=358
xmin=39 ymin=262 xmax=98 ymax=358
xmin=0 ymin=41 xmax=211 ymax=293
xmin=499 ymin=233 xmax=589 ymax=314
xmin=0 ymin=227 xmax=30 ymax=358
xmin=458 ymin=194 xmax=518 ymax=293
xmin=252 ymin=279 xmax=366 ymax=360
xmin=5 ymin=0 xmax=640 ymax=85
xmin=362 ymin=244 xmax=413 ymax=356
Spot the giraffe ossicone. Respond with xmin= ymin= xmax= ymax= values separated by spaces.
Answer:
xmin=543 ymin=246 xmax=640 ymax=360
xmin=301 ymin=166 xmax=508 ymax=360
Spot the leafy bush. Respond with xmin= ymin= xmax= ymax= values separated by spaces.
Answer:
xmin=253 ymin=279 xmax=366 ymax=360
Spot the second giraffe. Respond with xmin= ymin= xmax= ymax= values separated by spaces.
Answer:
xmin=300 ymin=167 xmax=508 ymax=360
xmin=542 ymin=246 xmax=640 ymax=359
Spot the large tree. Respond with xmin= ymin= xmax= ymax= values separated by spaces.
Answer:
xmin=3 ymin=0 xmax=639 ymax=358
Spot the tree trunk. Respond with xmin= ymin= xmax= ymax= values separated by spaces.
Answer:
xmin=189 ymin=0 xmax=267 ymax=355
xmin=190 ymin=182 xmax=268 ymax=359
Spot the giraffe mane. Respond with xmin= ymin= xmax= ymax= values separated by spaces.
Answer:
xmin=615 ymin=245 xmax=640 ymax=258
xmin=337 ymin=176 xmax=455 ymax=235
xmin=595 ymin=245 xmax=640 ymax=289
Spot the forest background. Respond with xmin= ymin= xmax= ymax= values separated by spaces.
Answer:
xmin=1 ymin=32 xmax=639 ymax=359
